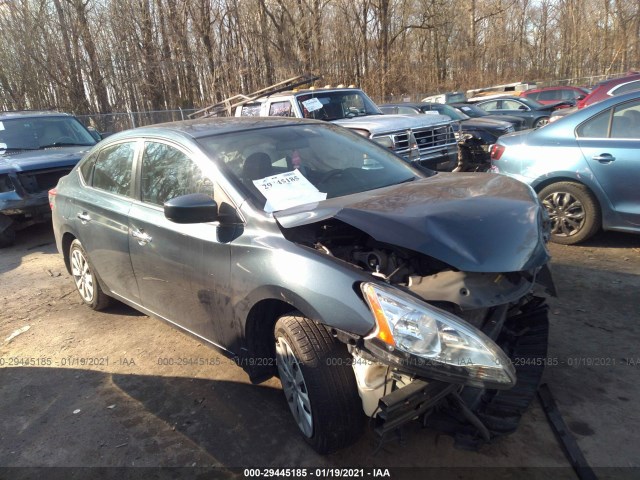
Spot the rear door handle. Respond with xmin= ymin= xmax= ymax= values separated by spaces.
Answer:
xmin=592 ymin=153 xmax=615 ymax=163
xmin=77 ymin=212 xmax=92 ymax=223
xmin=131 ymin=229 xmax=152 ymax=245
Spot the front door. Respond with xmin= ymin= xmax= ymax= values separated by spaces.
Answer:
xmin=128 ymin=140 xmax=232 ymax=348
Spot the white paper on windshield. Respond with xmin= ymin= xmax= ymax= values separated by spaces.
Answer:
xmin=302 ymin=98 xmax=323 ymax=113
xmin=424 ymin=111 xmax=440 ymax=115
xmin=253 ymin=170 xmax=327 ymax=213
xmin=0 ymin=122 xmax=4 ymax=131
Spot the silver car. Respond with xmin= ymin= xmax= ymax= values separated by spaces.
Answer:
xmin=50 ymin=117 xmax=553 ymax=453
xmin=490 ymin=90 xmax=640 ymax=244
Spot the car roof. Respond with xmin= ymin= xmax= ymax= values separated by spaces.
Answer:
xmin=0 ymin=110 xmax=74 ymax=120
xmin=104 ymin=116 xmax=326 ymax=141
xmin=524 ymin=86 xmax=587 ymax=93
xmin=594 ymin=73 xmax=640 ymax=87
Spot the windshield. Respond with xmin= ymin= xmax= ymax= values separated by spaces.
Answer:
xmin=295 ymin=90 xmax=382 ymax=121
xmin=419 ymin=104 xmax=469 ymax=120
xmin=517 ymin=97 xmax=544 ymax=109
xmin=453 ymin=104 xmax=488 ymax=118
xmin=197 ymin=123 xmax=422 ymax=212
xmin=0 ymin=116 xmax=96 ymax=152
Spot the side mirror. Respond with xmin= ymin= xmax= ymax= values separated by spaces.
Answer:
xmin=518 ymin=105 xmax=529 ymax=111
xmin=164 ymin=193 xmax=219 ymax=224
xmin=86 ymin=126 xmax=102 ymax=142
xmin=576 ymin=94 xmax=586 ymax=101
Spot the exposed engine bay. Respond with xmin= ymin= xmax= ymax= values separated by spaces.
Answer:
xmin=280 ymin=216 xmax=552 ymax=448
xmin=281 ymin=218 xmax=551 ymax=323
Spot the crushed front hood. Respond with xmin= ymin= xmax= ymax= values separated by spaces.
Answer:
xmin=275 ymin=173 xmax=550 ymax=273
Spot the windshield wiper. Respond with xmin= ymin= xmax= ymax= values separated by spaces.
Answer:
xmin=394 ymin=176 xmax=417 ymax=185
xmin=0 ymin=147 xmax=39 ymax=152
xmin=39 ymin=142 xmax=94 ymax=149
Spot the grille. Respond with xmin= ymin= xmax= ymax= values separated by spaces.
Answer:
xmin=414 ymin=125 xmax=456 ymax=151
xmin=17 ymin=167 xmax=72 ymax=194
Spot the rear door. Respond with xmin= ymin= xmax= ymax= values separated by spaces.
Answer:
xmin=71 ymin=140 xmax=140 ymax=301
xmin=128 ymin=140 xmax=232 ymax=347
xmin=576 ymin=99 xmax=640 ymax=226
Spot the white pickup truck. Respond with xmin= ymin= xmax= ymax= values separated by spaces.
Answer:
xmin=235 ymin=86 xmax=459 ymax=171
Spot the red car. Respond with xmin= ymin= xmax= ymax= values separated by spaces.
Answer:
xmin=521 ymin=86 xmax=590 ymax=106
xmin=577 ymin=72 xmax=640 ymax=108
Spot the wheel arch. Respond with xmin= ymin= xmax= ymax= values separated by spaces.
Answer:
xmin=61 ymin=231 xmax=77 ymax=275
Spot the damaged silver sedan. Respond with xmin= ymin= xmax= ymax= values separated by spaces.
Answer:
xmin=50 ymin=117 xmax=554 ymax=453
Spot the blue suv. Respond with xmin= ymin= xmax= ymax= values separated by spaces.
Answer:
xmin=0 ymin=111 xmax=98 ymax=246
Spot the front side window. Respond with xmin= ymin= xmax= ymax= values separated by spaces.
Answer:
xmin=141 ymin=142 xmax=214 ymax=206
xmin=92 ymin=142 xmax=135 ymax=196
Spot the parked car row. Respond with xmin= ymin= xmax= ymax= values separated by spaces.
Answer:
xmin=379 ymin=102 xmax=515 ymax=171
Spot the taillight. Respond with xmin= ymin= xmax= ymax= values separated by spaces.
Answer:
xmin=490 ymin=144 xmax=505 ymax=161
xmin=48 ymin=188 xmax=57 ymax=210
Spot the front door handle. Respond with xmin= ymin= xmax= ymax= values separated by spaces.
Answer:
xmin=131 ymin=229 xmax=153 ymax=245
xmin=77 ymin=212 xmax=92 ymax=223
xmin=592 ymin=153 xmax=615 ymax=163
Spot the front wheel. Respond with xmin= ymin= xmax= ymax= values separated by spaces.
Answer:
xmin=274 ymin=314 xmax=364 ymax=454
xmin=69 ymin=239 xmax=111 ymax=310
xmin=538 ymin=182 xmax=601 ymax=244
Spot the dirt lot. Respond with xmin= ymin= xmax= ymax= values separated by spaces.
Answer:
xmin=1 ymin=223 xmax=639 ymax=476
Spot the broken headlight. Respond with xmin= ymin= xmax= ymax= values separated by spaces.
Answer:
xmin=361 ymin=282 xmax=515 ymax=388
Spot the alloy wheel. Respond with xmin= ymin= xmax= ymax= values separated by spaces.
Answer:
xmin=542 ymin=191 xmax=585 ymax=237
xmin=276 ymin=336 xmax=313 ymax=438
xmin=71 ymin=248 xmax=94 ymax=303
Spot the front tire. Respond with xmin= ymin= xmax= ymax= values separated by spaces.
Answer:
xmin=538 ymin=182 xmax=601 ymax=244
xmin=274 ymin=314 xmax=364 ymax=454
xmin=69 ymin=239 xmax=111 ymax=310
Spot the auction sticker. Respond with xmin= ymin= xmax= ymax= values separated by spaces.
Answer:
xmin=302 ymin=98 xmax=323 ymax=113
xmin=253 ymin=170 xmax=326 ymax=212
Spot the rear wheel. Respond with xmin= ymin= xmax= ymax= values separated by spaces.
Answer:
xmin=538 ymin=182 xmax=601 ymax=245
xmin=69 ymin=239 xmax=111 ymax=310
xmin=274 ymin=314 xmax=364 ymax=454
xmin=533 ymin=117 xmax=549 ymax=128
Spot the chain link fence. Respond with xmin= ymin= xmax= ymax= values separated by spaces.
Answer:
xmin=75 ymin=108 xmax=198 ymax=135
